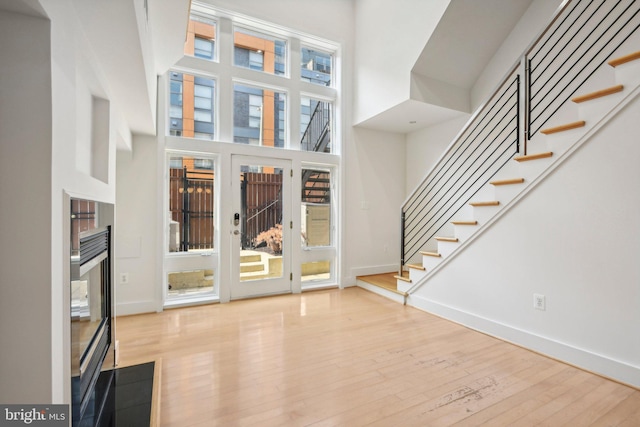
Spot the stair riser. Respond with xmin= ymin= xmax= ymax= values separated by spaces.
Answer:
xmin=409 ymin=269 xmax=428 ymax=283
xmin=513 ymin=153 xmax=555 ymax=179
xmin=454 ymin=225 xmax=476 ymax=242
xmin=473 ymin=186 xmax=495 ymax=203
xmin=397 ymin=281 xmax=412 ymax=293
xmin=471 ymin=205 xmax=501 ymax=224
xmin=614 ymin=63 xmax=640 ymax=88
xmin=612 ymin=29 xmax=640 ymax=83
xmin=577 ymin=92 xmax=625 ymax=124
xmin=436 ymin=240 xmax=458 ymax=258
xmin=492 ymin=184 xmax=524 ymax=207
xmin=421 ymin=254 xmax=442 ymax=270
xmin=240 ymin=264 xmax=265 ymax=273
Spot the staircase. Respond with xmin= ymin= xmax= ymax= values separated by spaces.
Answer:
xmin=359 ymin=0 xmax=640 ymax=299
xmin=397 ymin=47 xmax=640 ymax=294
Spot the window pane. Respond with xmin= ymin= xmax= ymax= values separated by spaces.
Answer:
xmin=168 ymin=72 xmax=215 ymax=140
xmin=300 ymin=97 xmax=331 ymax=153
xmin=169 ymin=105 xmax=182 ymax=119
xmin=186 ymin=14 xmax=216 ymax=61
xmin=234 ymin=27 xmax=286 ymax=76
xmin=168 ymin=156 xmax=215 ymax=252
xmin=194 ymin=37 xmax=214 ymax=59
xmin=301 ymin=168 xmax=331 ymax=247
xmin=301 ymin=47 xmax=332 ymax=86
xmin=301 ymin=260 xmax=331 ymax=283
xmin=194 ymin=97 xmax=210 ymax=110
xmin=168 ymin=269 xmax=215 ymax=296
xmin=233 ymin=83 xmax=286 ymax=148
xmin=194 ymin=110 xmax=212 ymax=123
xmin=194 ymin=84 xmax=212 ymax=98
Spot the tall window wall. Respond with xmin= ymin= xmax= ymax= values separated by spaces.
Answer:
xmin=163 ymin=1 xmax=341 ymax=303
xmin=165 ymin=2 xmax=338 ymax=153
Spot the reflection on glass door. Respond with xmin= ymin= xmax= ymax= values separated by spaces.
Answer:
xmin=231 ymin=156 xmax=291 ymax=299
xmin=165 ymin=154 xmax=217 ymax=302
xmin=301 ymin=166 xmax=335 ymax=287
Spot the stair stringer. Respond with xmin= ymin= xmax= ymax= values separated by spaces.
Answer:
xmin=405 ymin=82 xmax=640 ymax=296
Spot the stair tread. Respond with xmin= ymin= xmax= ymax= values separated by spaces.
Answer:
xmin=435 ymin=236 xmax=458 ymax=242
xmin=491 ymin=177 xmax=525 ymax=186
xmin=540 ymin=121 xmax=585 ymax=135
xmin=452 ymin=220 xmax=478 ymax=226
xmin=470 ymin=200 xmax=500 ymax=207
xmin=406 ymin=264 xmax=426 ymax=271
xmin=608 ymin=50 xmax=640 ymax=67
xmin=394 ymin=275 xmax=412 ymax=283
xmin=420 ymin=251 xmax=441 ymax=258
xmin=572 ymin=85 xmax=624 ymax=103
xmin=514 ymin=151 xmax=553 ymax=162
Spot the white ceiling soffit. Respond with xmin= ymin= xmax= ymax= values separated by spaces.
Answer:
xmin=412 ymin=0 xmax=534 ymax=89
xmin=72 ymin=0 xmax=189 ymax=136
xmin=149 ymin=0 xmax=191 ymax=73
xmin=0 ymin=0 xmax=47 ymax=18
xmin=357 ymin=0 xmax=532 ymax=135
xmin=355 ymin=100 xmax=467 ymax=134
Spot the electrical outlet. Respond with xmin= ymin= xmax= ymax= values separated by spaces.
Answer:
xmin=120 ymin=273 xmax=129 ymax=285
xmin=533 ymin=293 xmax=545 ymax=311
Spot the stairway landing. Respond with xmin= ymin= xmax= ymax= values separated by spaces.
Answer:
xmin=356 ymin=272 xmax=406 ymax=303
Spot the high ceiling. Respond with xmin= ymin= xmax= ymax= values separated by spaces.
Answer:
xmin=413 ymin=0 xmax=534 ymax=89
xmin=358 ymin=0 xmax=535 ymax=134
xmin=2 ymin=0 xmax=535 ymax=137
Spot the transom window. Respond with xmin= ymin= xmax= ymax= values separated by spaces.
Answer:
xmin=233 ymin=83 xmax=286 ymax=148
xmin=168 ymin=2 xmax=338 ymax=155
xmin=169 ymin=72 xmax=215 ymax=140
xmin=234 ymin=27 xmax=286 ymax=76
xmin=186 ymin=14 xmax=216 ymax=61
xmin=301 ymin=47 xmax=332 ymax=86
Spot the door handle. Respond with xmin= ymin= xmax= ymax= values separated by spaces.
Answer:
xmin=233 ymin=230 xmax=240 ymax=235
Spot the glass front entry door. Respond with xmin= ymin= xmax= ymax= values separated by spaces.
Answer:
xmin=230 ymin=155 xmax=292 ymax=299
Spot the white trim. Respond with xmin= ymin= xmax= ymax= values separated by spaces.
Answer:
xmin=191 ymin=1 xmax=340 ymax=53
xmin=116 ymin=300 xmax=165 ymax=316
xmin=408 ymin=294 xmax=640 ymax=389
xmin=350 ymin=264 xmax=398 ymax=278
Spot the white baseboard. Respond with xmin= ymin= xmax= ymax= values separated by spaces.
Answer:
xmin=116 ymin=300 xmax=158 ymax=316
xmin=350 ymin=264 xmax=398 ymax=278
xmin=408 ymin=294 xmax=640 ymax=389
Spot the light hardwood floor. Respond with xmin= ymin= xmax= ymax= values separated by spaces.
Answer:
xmin=115 ymin=288 xmax=640 ymax=426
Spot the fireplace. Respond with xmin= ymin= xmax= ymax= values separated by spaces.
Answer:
xmin=70 ymin=199 xmax=115 ymax=426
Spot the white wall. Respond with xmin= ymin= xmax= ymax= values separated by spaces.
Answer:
xmin=471 ymin=0 xmax=563 ymax=109
xmin=0 ymin=0 xmax=130 ymax=405
xmin=404 ymin=115 xmax=470 ymax=195
xmin=0 ymin=9 xmax=53 ymax=404
xmin=115 ymin=137 xmax=159 ymax=316
xmin=409 ymin=98 xmax=640 ymax=387
xmin=343 ymin=127 xmax=406 ymax=282
xmin=48 ymin=0 xmax=121 ymax=406
xmin=204 ymin=0 xmax=354 ymax=44
xmin=353 ymin=0 xmax=450 ymax=125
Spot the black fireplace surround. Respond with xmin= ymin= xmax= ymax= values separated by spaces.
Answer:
xmin=70 ymin=199 xmax=115 ymax=426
